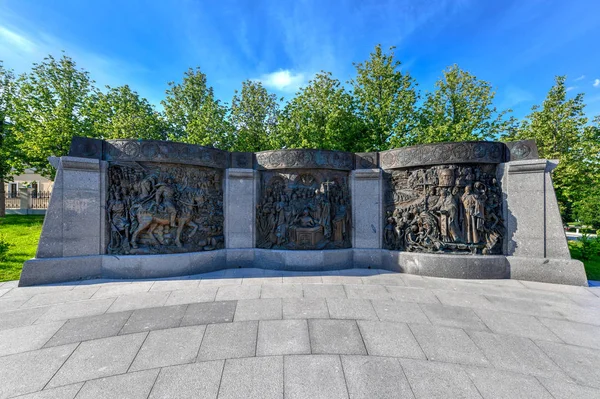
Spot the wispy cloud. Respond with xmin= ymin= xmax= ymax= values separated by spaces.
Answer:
xmin=501 ymin=85 xmax=534 ymax=108
xmin=566 ymin=86 xmax=576 ymax=91
xmin=257 ymin=70 xmax=307 ymax=93
xmin=593 ymin=79 xmax=600 ymax=88
xmin=574 ymin=75 xmax=585 ymax=81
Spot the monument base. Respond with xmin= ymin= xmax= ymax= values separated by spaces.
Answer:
xmin=19 ymin=249 xmax=588 ymax=287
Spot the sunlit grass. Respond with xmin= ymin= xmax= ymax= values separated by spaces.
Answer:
xmin=0 ymin=215 xmax=45 ymax=282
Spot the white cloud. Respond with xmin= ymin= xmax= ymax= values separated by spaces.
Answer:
xmin=0 ymin=26 xmax=37 ymax=53
xmin=566 ymin=86 xmax=576 ymax=91
xmin=574 ymin=75 xmax=585 ymax=81
xmin=593 ymin=79 xmax=600 ymax=88
xmin=257 ymin=69 xmax=307 ymax=93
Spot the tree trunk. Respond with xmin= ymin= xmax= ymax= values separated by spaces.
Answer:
xmin=0 ymin=178 xmax=5 ymax=218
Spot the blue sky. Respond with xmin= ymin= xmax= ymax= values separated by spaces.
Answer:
xmin=1 ymin=0 xmax=599 ymax=119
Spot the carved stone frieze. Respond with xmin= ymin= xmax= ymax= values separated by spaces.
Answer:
xmin=384 ymin=164 xmax=503 ymax=255
xmin=505 ymin=139 xmax=539 ymax=161
xmin=255 ymin=149 xmax=354 ymax=171
xmin=107 ymin=162 xmax=224 ymax=255
xmin=256 ymin=169 xmax=351 ymax=250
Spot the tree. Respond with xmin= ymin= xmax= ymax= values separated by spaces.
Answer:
xmin=572 ymin=117 xmax=600 ymax=228
xmin=0 ymin=63 xmax=23 ymax=217
xmin=229 ymin=80 xmax=280 ymax=152
xmin=415 ymin=64 xmax=511 ymax=144
xmin=85 ymin=85 xmax=166 ymax=140
xmin=276 ymin=71 xmax=363 ymax=151
xmin=504 ymin=76 xmax=589 ymax=221
xmin=350 ymin=44 xmax=418 ymax=150
xmin=12 ymin=53 xmax=96 ymax=178
xmin=161 ymin=67 xmax=232 ymax=149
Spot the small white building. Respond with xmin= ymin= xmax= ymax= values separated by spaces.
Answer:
xmin=4 ymin=169 xmax=54 ymax=214
xmin=4 ymin=169 xmax=54 ymax=197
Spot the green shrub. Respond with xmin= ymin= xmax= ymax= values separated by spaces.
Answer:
xmin=0 ymin=235 xmax=12 ymax=262
xmin=579 ymin=234 xmax=596 ymax=261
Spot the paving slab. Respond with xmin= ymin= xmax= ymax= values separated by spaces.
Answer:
xmin=400 ymin=358 xmax=482 ymax=399
xmin=309 ymin=319 xmax=366 ymax=355
xmin=468 ymin=331 xmax=566 ymax=379
xmin=0 ymin=306 xmax=49 ymax=330
xmin=148 ymin=279 xmax=200 ymax=292
xmin=106 ymin=291 xmax=170 ymax=313
xmin=163 ymin=286 xmax=218 ymax=306
xmin=284 ymin=355 xmax=349 ymax=399
xmin=473 ymin=308 xmax=561 ymax=342
xmin=261 ymin=283 xmax=303 ymax=298
xmin=234 ymin=298 xmax=282 ymax=321
xmin=129 ymin=325 xmax=206 ymax=371
xmin=197 ymin=321 xmax=258 ymax=361
xmin=433 ymin=289 xmax=492 ymax=308
xmin=21 ymin=287 xmax=100 ymax=308
xmin=148 ymin=360 xmax=224 ymax=399
xmin=47 ymin=333 xmax=147 ymax=388
xmin=242 ymin=276 xmax=283 ymax=285
xmin=180 ymin=300 xmax=236 ymax=326
xmin=302 ymin=284 xmax=346 ymax=298
xmin=0 ymin=321 xmax=64 ymax=356
xmin=257 ymin=320 xmax=310 ymax=356
xmin=326 ymin=298 xmax=378 ymax=320
xmin=91 ymin=282 xmax=153 ymax=299
xmin=0 ymin=344 xmax=77 ymax=398
xmin=120 ymin=304 xmax=186 ymax=334
xmin=282 ymin=298 xmax=329 ymax=319
xmin=216 ymin=284 xmax=261 ymax=301
xmin=0 ymin=297 xmax=30 ymax=313
xmin=537 ymin=377 xmax=600 ymax=399
xmin=409 ymin=323 xmax=489 ymax=366
xmin=75 ymin=369 xmax=159 ymax=399
xmin=384 ymin=286 xmax=440 ymax=304
xmin=44 ymin=312 xmax=131 ymax=347
xmin=37 ymin=298 xmax=116 ymax=323
xmin=371 ymin=300 xmax=431 ymax=324
xmin=463 ymin=366 xmax=553 ymax=399
xmin=536 ymin=340 xmax=600 ymax=388
xmin=357 ymin=320 xmax=424 ymax=359
xmin=341 ymin=355 xmax=414 ymax=399
xmin=360 ymin=274 xmax=406 ymax=286
xmin=219 ymin=356 xmax=283 ymax=399
xmin=14 ymin=383 xmax=83 ymax=399
xmin=537 ymin=317 xmax=600 ymax=350
xmin=420 ymin=303 xmax=489 ymax=331
xmin=344 ymin=284 xmax=393 ymax=300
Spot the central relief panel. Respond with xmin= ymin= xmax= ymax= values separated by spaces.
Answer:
xmin=107 ymin=162 xmax=224 ymax=255
xmin=256 ymin=169 xmax=351 ymax=250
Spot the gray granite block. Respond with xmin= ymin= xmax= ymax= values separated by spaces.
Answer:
xmin=473 ymin=309 xmax=561 ymax=342
xmin=180 ymin=301 xmax=236 ymax=326
xmin=37 ymin=298 xmax=116 ymax=323
xmin=75 ymin=369 xmax=159 ymax=399
xmin=384 ymin=286 xmax=440 ymax=304
xmin=371 ymin=300 xmax=431 ymax=324
xmin=120 ymin=305 xmax=186 ymax=334
xmin=45 ymin=311 xmax=131 ymax=347
xmin=536 ymin=340 xmax=600 ymax=388
xmin=216 ymin=284 xmax=261 ymax=301
xmin=410 ymin=324 xmax=489 ymax=366
xmin=19 ymin=256 xmax=102 ymax=287
xmin=0 ymin=344 xmax=77 ymax=399
xmin=463 ymin=366 xmax=552 ymax=399
xmin=341 ymin=355 xmax=414 ymax=399
xmin=257 ymin=320 xmax=310 ymax=356
xmin=261 ymin=283 xmax=303 ymax=298
xmin=400 ymin=358 xmax=482 ymax=399
xmin=164 ymin=286 xmax=218 ymax=306
xmin=219 ymin=356 xmax=283 ymax=399
xmin=420 ymin=303 xmax=489 ymax=331
xmin=302 ymin=284 xmax=346 ymax=298
xmin=234 ymin=298 xmax=282 ymax=321
xmin=0 ymin=321 xmax=64 ymax=356
xmin=284 ymin=355 xmax=349 ymax=399
xmin=47 ymin=332 xmax=147 ymax=388
xmin=106 ymin=291 xmax=170 ymax=313
xmin=13 ymin=383 xmax=83 ymax=399
xmin=148 ymin=361 xmax=224 ymax=399
xmin=309 ymin=319 xmax=366 ymax=355
xmin=538 ymin=317 xmax=600 ymax=350
xmin=468 ymin=331 xmax=565 ymax=379
xmin=130 ymin=325 xmax=206 ymax=371
xmin=344 ymin=284 xmax=393 ymax=300
xmin=357 ymin=320 xmax=425 ymax=359
xmin=326 ymin=298 xmax=378 ymax=320
xmin=507 ymin=257 xmax=588 ymax=286
xmin=0 ymin=306 xmax=50 ymax=330
xmin=197 ymin=321 xmax=258 ymax=361
xmin=538 ymin=377 xmax=600 ymax=399
xmin=283 ymin=298 xmax=329 ymax=319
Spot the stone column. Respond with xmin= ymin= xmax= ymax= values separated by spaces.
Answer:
xmin=18 ymin=187 xmax=29 ymax=214
xmin=502 ymin=158 xmax=570 ymax=259
xmin=351 ymin=168 xmax=383 ymax=249
xmin=36 ymin=156 xmax=105 ymax=258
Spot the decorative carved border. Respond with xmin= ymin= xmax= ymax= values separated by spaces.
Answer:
xmin=254 ymin=149 xmax=354 ymax=171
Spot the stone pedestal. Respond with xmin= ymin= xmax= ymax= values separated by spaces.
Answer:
xmin=224 ymin=168 xmax=258 ymax=249
xmin=350 ymin=169 xmax=383 ymax=249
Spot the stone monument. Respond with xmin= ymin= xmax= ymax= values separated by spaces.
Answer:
xmin=19 ymin=137 xmax=588 ymax=286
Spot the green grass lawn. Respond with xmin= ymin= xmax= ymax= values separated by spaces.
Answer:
xmin=0 ymin=215 xmax=45 ymax=282
xmin=568 ymin=240 xmax=600 ymax=281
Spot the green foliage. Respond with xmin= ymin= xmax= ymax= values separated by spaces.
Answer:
xmin=579 ymin=234 xmax=597 ymax=261
xmin=162 ymin=67 xmax=233 ymax=149
xmin=0 ymin=63 xmax=24 ymax=183
xmin=277 ymin=71 xmax=363 ymax=151
xmin=0 ymin=234 xmax=12 ymax=262
xmin=415 ymin=64 xmax=512 ymax=144
xmin=569 ymin=240 xmax=600 ymax=281
xmin=85 ymin=84 xmax=166 ymax=140
xmin=11 ymin=54 xmax=96 ymax=178
xmin=350 ymin=45 xmax=418 ymax=150
xmin=230 ymin=80 xmax=280 ymax=152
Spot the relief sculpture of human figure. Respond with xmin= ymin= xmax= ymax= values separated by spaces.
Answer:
xmin=461 ymin=184 xmax=485 ymax=244
xmin=155 ymin=177 xmax=178 ymax=228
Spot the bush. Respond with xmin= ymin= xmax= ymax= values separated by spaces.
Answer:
xmin=579 ymin=234 xmax=596 ymax=261
xmin=0 ymin=235 xmax=12 ymax=262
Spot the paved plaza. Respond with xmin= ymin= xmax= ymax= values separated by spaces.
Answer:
xmin=1 ymin=269 xmax=600 ymax=398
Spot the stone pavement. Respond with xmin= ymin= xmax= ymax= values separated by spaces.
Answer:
xmin=1 ymin=269 xmax=600 ymax=399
